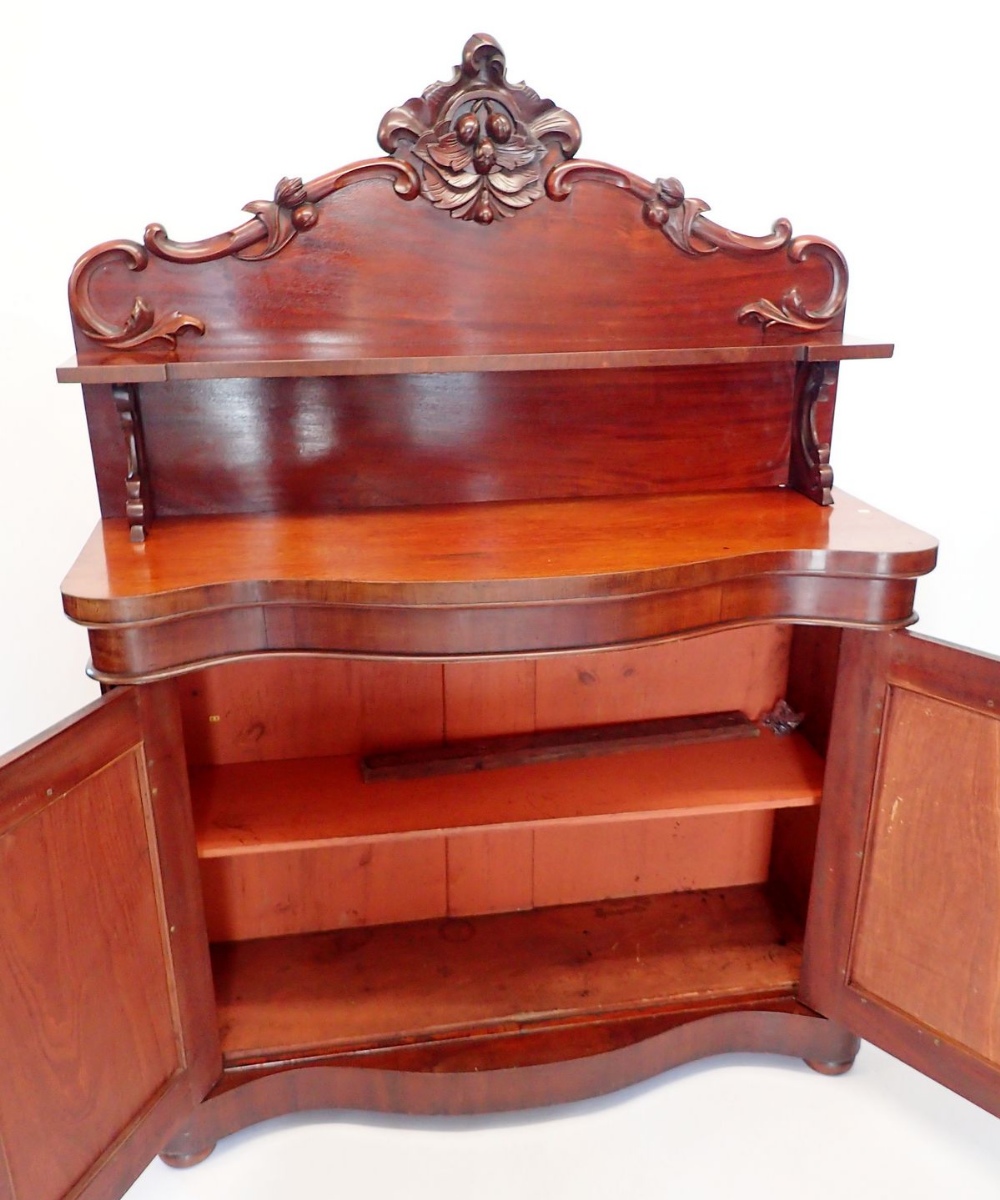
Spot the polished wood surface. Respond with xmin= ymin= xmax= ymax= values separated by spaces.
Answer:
xmin=61 ymin=490 xmax=937 ymax=678
xmin=41 ymin=29 xmax=1000 ymax=1184
xmin=60 ymin=490 xmax=939 ymax=619
xmin=57 ymin=340 xmax=893 ymax=385
xmin=161 ymin=1001 xmax=859 ymax=1165
xmin=801 ymin=630 xmax=1000 ymax=1119
xmin=119 ymin=365 xmax=799 ymax=517
xmin=0 ymin=689 xmax=218 ymax=1200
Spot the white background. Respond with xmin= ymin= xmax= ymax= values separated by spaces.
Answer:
xmin=2 ymin=3 xmax=999 ymax=1197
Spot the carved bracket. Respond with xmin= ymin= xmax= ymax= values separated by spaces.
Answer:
xmin=378 ymin=33 xmax=581 ymax=224
xmin=112 ymin=383 xmax=150 ymax=541
xmin=789 ymin=362 xmax=838 ymax=504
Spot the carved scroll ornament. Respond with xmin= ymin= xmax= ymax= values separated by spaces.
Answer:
xmin=69 ymin=33 xmax=849 ymax=351
xmin=69 ymin=161 xmax=420 ymax=351
xmin=378 ymin=33 xmax=580 ymax=224
xmin=546 ymin=162 xmax=848 ymax=333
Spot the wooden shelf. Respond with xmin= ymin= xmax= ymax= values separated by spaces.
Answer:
xmin=56 ymin=338 xmax=892 ymax=385
xmin=193 ymin=730 xmax=822 ymax=942
xmin=192 ymin=731 xmax=823 ymax=854
xmin=212 ymin=884 xmax=804 ymax=1065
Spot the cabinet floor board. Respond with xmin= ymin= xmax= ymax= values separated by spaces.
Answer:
xmin=212 ymin=884 xmax=802 ymax=1066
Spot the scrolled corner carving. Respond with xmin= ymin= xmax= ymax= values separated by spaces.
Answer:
xmin=547 ymin=160 xmax=847 ymax=333
xmin=69 ymin=240 xmax=206 ymax=351
xmin=739 ymin=237 xmax=848 ymax=332
xmin=69 ymin=158 xmax=420 ymax=353
xmin=378 ymin=33 xmax=581 ymax=224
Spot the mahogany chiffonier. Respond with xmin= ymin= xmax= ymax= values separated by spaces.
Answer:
xmin=2 ymin=33 xmax=997 ymax=1200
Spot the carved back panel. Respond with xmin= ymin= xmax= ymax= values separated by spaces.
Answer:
xmin=65 ymin=35 xmax=852 ymax=530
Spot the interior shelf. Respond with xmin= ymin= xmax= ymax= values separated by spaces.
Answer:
xmin=192 ymin=731 xmax=823 ymax=852
xmin=191 ymin=730 xmax=822 ymax=943
xmin=212 ymin=883 xmax=804 ymax=1067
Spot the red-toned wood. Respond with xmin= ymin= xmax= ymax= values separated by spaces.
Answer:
xmin=177 ymin=629 xmax=787 ymax=766
xmin=126 ymin=365 xmax=794 ymax=518
xmin=60 ymin=490 xmax=937 ymax=679
xmin=0 ymin=690 xmax=218 ymax=1200
xmin=57 ymin=340 xmax=893 ymax=386
xmin=211 ymin=886 xmax=805 ymax=1063
xmin=193 ymin=731 xmax=822 ymax=939
xmin=535 ymin=627 xmax=791 ymax=729
xmin=66 ymin=173 xmax=847 ymax=370
xmin=530 ymin=811 xmax=774 ymax=908
xmin=178 ymin=657 xmax=444 ymax=766
xmin=193 ymin=733 xmax=824 ymax=850
xmin=446 ymin=827 xmax=535 ymax=917
xmin=161 ymin=1000 xmax=858 ymax=1165
xmin=443 ymin=657 xmax=536 ymax=740
xmin=801 ymin=630 xmax=1000 ymax=1118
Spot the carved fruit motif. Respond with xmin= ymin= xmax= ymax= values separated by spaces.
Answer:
xmin=378 ymin=34 xmax=581 ymax=225
xmin=416 ymin=100 xmax=544 ymax=224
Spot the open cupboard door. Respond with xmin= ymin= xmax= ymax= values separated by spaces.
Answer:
xmin=0 ymin=686 xmax=220 ymax=1200
xmin=801 ymin=629 xmax=1000 ymax=1117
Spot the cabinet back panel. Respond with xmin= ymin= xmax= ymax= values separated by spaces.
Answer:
xmin=133 ymin=365 xmax=794 ymax=518
xmin=76 ymin=181 xmax=842 ymax=365
xmin=179 ymin=626 xmax=791 ymax=766
xmin=202 ymin=809 xmax=775 ymax=942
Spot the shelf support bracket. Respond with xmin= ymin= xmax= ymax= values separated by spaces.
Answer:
xmin=112 ymin=382 xmax=150 ymax=541
xmin=789 ymin=361 xmax=838 ymax=505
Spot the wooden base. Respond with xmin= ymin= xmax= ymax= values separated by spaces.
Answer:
xmin=804 ymin=1057 xmax=857 ymax=1076
xmin=159 ymin=1002 xmax=859 ymax=1166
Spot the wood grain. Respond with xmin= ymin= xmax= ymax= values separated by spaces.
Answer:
xmin=177 ymin=628 xmax=788 ymax=766
xmin=211 ymin=885 xmax=804 ymax=1064
xmin=61 ymin=490 xmax=937 ymax=677
xmin=192 ymin=732 xmax=824 ymax=851
xmin=849 ymin=684 xmax=1000 ymax=1063
xmin=801 ymin=630 xmax=1000 ymax=1119
xmin=161 ymin=1002 xmax=858 ymax=1159
xmin=179 ymin=657 xmax=444 ymax=766
xmin=360 ymin=711 xmax=758 ymax=780
xmin=132 ymin=366 xmax=798 ymax=518
xmin=0 ymin=690 xmax=219 ymax=1200
xmin=193 ymin=733 xmax=821 ymax=939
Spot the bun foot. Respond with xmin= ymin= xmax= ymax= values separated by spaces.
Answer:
xmin=804 ymin=1056 xmax=856 ymax=1076
xmin=159 ymin=1143 xmax=217 ymax=1169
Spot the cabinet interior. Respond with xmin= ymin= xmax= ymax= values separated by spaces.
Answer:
xmin=176 ymin=623 xmax=840 ymax=1069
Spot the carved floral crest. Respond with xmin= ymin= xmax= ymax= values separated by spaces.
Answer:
xmin=68 ymin=33 xmax=849 ymax=354
xmin=377 ymin=34 xmax=581 ymax=224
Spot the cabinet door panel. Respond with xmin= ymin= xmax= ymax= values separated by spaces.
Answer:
xmin=0 ymin=686 xmax=219 ymax=1200
xmin=801 ymin=630 xmax=1000 ymax=1116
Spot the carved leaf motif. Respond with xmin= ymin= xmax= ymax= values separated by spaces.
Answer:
xmin=379 ymin=34 xmax=580 ymax=224
xmin=68 ymin=240 xmax=206 ymax=351
xmin=490 ymin=168 xmax=541 ymax=195
xmin=427 ymin=133 xmax=475 ymax=172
